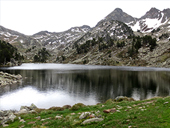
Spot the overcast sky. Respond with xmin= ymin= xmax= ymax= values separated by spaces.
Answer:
xmin=0 ymin=0 xmax=170 ymax=35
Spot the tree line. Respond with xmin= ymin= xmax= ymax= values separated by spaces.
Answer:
xmin=0 ymin=40 xmax=24 ymax=65
xmin=33 ymin=48 xmax=51 ymax=62
xmin=128 ymin=35 xmax=157 ymax=57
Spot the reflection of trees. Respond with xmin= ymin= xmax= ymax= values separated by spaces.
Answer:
xmin=0 ymin=69 xmax=170 ymax=102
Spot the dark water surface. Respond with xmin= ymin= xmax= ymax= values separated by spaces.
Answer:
xmin=0 ymin=63 xmax=170 ymax=110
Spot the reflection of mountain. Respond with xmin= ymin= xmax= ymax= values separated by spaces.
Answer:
xmin=0 ymin=69 xmax=170 ymax=102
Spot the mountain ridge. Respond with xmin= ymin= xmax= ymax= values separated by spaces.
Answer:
xmin=1 ymin=7 xmax=170 ymax=67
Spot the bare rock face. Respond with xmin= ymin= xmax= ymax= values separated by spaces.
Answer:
xmin=140 ymin=8 xmax=161 ymax=20
xmin=104 ymin=8 xmax=137 ymax=23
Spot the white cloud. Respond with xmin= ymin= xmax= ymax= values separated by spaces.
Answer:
xmin=0 ymin=0 xmax=170 ymax=35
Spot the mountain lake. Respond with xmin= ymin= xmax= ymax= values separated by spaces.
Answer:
xmin=0 ymin=63 xmax=170 ymax=110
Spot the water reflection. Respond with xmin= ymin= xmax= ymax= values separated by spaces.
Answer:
xmin=0 ymin=64 xmax=170 ymax=110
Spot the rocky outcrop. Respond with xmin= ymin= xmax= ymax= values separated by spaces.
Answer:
xmin=0 ymin=71 xmax=22 ymax=87
xmin=0 ymin=104 xmax=37 ymax=126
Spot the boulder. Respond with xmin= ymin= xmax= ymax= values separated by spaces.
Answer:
xmin=4 ymin=110 xmax=13 ymax=116
xmin=103 ymin=108 xmax=116 ymax=113
xmin=114 ymin=96 xmax=135 ymax=102
xmin=29 ymin=103 xmax=37 ymax=110
xmin=0 ymin=117 xmax=4 ymax=120
xmin=55 ymin=116 xmax=62 ymax=119
xmin=62 ymin=105 xmax=71 ymax=109
xmin=8 ymin=113 xmax=16 ymax=122
xmin=0 ymin=111 xmax=4 ymax=117
xmin=18 ymin=109 xmax=28 ymax=114
xmin=29 ymin=110 xmax=37 ymax=114
xmin=20 ymin=106 xmax=30 ymax=111
xmin=79 ymin=112 xmax=91 ymax=119
xmin=49 ymin=106 xmax=64 ymax=111
xmin=71 ymin=103 xmax=86 ymax=110
xmin=82 ymin=118 xmax=103 ymax=125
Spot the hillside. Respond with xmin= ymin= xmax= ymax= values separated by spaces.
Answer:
xmin=0 ymin=8 xmax=170 ymax=67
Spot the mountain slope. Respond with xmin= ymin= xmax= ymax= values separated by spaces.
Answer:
xmin=1 ymin=7 xmax=170 ymax=67
xmin=31 ymin=25 xmax=91 ymax=51
xmin=130 ymin=8 xmax=170 ymax=33
xmin=56 ymin=8 xmax=170 ymax=67
xmin=0 ymin=25 xmax=41 ymax=48
xmin=105 ymin=8 xmax=137 ymax=23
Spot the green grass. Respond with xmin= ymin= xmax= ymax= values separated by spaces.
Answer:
xmin=1 ymin=96 xmax=170 ymax=128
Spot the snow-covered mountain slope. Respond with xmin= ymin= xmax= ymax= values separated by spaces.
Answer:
xmin=1 ymin=7 xmax=170 ymax=53
xmin=31 ymin=25 xmax=91 ymax=50
xmin=0 ymin=25 xmax=41 ymax=48
xmin=73 ymin=20 xmax=134 ymax=46
xmin=128 ymin=8 xmax=170 ymax=33
xmin=0 ymin=25 xmax=91 ymax=50
xmin=102 ymin=8 xmax=170 ymax=34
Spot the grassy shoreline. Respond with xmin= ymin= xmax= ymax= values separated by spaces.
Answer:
xmin=1 ymin=96 xmax=170 ymax=128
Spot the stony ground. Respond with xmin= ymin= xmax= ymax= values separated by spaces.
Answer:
xmin=1 ymin=96 xmax=170 ymax=128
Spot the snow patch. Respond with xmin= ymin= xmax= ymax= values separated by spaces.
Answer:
xmin=65 ymin=33 xmax=71 ymax=36
xmin=131 ymin=21 xmax=140 ymax=31
xmin=52 ymin=41 xmax=57 ymax=44
xmin=82 ymin=28 xmax=89 ymax=33
xmin=9 ymin=35 xmax=18 ymax=43
xmin=0 ymin=32 xmax=4 ymax=35
xmin=110 ymin=26 xmax=116 ymax=30
xmin=117 ymin=36 xmax=123 ymax=39
xmin=110 ymin=33 xmax=114 ymax=36
xmin=71 ymin=28 xmax=81 ymax=33
xmin=88 ymin=37 xmax=93 ymax=40
xmin=34 ymin=36 xmax=44 ymax=39
xmin=20 ymin=40 xmax=23 ymax=43
xmin=46 ymin=33 xmax=51 ymax=36
xmin=142 ymin=12 xmax=165 ymax=32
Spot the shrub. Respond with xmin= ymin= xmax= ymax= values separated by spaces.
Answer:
xmin=70 ymin=103 xmax=86 ymax=111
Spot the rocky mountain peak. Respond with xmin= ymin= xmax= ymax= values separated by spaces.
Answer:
xmin=163 ymin=8 xmax=170 ymax=13
xmin=114 ymin=8 xmax=123 ymax=13
xmin=162 ymin=8 xmax=170 ymax=22
xmin=140 ymin=7 xmax=161 ymax=19
xmin=103 ymin=8 xmax=136 ymax=24
xmin=33 ymin=31 xmax=52 ymax=36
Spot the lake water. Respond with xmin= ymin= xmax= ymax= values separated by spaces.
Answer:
xmin=0 ymin=63 xmax=170 ymax=110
